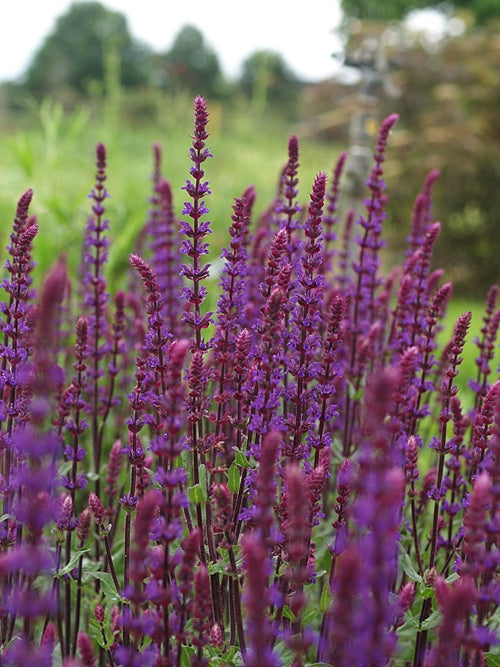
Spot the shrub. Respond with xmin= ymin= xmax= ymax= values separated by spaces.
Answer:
xmin=0 ymin=96 xmax=498 ymax=666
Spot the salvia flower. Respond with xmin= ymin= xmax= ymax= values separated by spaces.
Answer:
xmin=241 ymin=532 xmax=280 ymax=667
xmin=180 ymin=95 xmax=214 ymax=350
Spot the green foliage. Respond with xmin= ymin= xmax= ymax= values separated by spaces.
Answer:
xmin=0 ymin=94 xmax=330 ymax=288
xmin=381 ymin=20 xmax=500 ymax=297
xmin=23 ymin=1 xmax=151 ymax=96
xmin=340 ymin=0 xmax=500 ymax=23
xmin=307 ymin=16 xmax=500 ymax=297
xmin=341 ymin=0 xmax=433 ymax=21
xmin=238 ymin=49 xmax=303 ymax=117
xmin=160 ymin=24 xmax=226 ymax=99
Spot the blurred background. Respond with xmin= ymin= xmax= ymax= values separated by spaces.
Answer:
xmin=0 ymin=0 xmax=499 ymax=298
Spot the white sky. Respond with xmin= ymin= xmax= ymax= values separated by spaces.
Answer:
xmin=0 ymin=0 xmax=344 ymax=83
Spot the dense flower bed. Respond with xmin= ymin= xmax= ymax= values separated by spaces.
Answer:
xmin=0 ymin=96 xmax=498 ymax=666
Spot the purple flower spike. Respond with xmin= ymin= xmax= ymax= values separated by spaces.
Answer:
xmin=180 ymin=96 xmax=214 ymax=350
xmin=130 ymin=488 xmax=161 ymax=589
xmin=322 ymin=151 xmax=347 ymax=274
xmin=241 ymin=532 xmax=280 ymax=667
xmin=191 ymin=564 xmax=213 ymax=663
xmin=77 ymin=631 xmax=96 ymax=666
xmin=245 ymin=430 xmax=281 ymax=548
xmin=0 ymin=193 xmax=39 ymax=443
xmin=287 ymin=172 xmax=327 ymax=460
xmin=350 ymin=113 xmax=399 ymax=343
xmin=320 ymin=544 xmax=363 ymax=666
xmin=277 ymin=134 xmax=302 ymax=263
xmin=88 ymin=491 xmax=105 ymax=523
xmin=282 ymin=464 xmax=311 ymax=628
xmin=424 ymin=575 xmax=485 ymax=667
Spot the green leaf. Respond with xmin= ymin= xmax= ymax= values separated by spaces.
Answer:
xmin=320 ymin=580 xmax=331 ymax=612
xmin=398 ymin=542 xmax=423 ymax=583
xmin=88 ymin=617 xmax=111 ymax=649
xmin=198 ymin=463 xmax=207 ymax=499
xmin=85 ymin=571 xmax=123 ymax=601
xmin=228 ymin=461 xmax=240 ymax=493
xmin=188 ymin=484 xmax=205 ymax=504
xmin=280 ymin=605 xmax=297 ymax=622
xmin=421 ymin=609 xmax=442 ymax=631
xmin=207 ymin=559 xmax=228 ymax=576
xmin=56 ymin=548 xmax=90 ymax=576
xmin=420 ymin=586 xmax=435 ymax=599
xmin=179 ymin=644 xmax=195 ymax=667
xmin=234 ymin=448 xmax=251 ymax=468
xmin=347 ymin=380 xmax=364 ymax=401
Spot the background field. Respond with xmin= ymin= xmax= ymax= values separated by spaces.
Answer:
xmin=0 ymin=95 xmax=338 ymax=282
xmin=0 ymin=93 xmax=498 ymax=390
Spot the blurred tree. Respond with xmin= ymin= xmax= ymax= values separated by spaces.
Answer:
xmin=24 ymin=1 xmax=151 ymax=96
xmin=301 ymin=15 xmax=500 ymax=296
xmin=381 ymin=21 xmax=500 ymax=297
xmin=161 ymin=25 xmax=226 ymax=98
xmin=238 ymin=50 xmax=303 ymax=117
xmin=340 ymin=0 xmax=500 ymax=24
xmin=323 ymin=16 xmax=500 ymax=296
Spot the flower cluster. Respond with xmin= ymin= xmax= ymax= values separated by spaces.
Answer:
xmin=0 ymin=97 xmax=498 ymax=667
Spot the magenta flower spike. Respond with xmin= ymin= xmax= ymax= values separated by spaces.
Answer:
xmin=0 ymin=95 xmax=498 ymax=666
xmin=180 ymin=96 xmax=214 ymax=351
xmin=276 ymin=134 xmax=302 ymax=264
xmin=287 ymin=172 xmax=327 ymax=461
xmin=322 ymin=151 xmax=347 ymax=274
xmin=241 ymin=532 xmax=280 ymax=667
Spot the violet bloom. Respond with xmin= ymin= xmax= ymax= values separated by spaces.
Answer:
xmin=455 ymin=469 xmax=499 ymax=648
xmin=321 ymin=151 xmax=347 ymax=275
xmin=350 ymin=113 xmax=398 ymax=336
xmin=105 ymin=438 xmax=124 ymax=503
xmin=129 ymin=489 xmax=161 ymax=590
xmin=0 ymin=429 xmax=59 ymax=647
xmin=246 ymin=286 xmax=288 ymax=443
xmin=330 ymin=368 xmax=405 ymax=666
xmin=243 ymin=430 xmax=281 ymax=548
xmin=427 ymin=312 xmax=471 ymax=568
xmin=423 ymin=575 xmax=488 ymax=667
xmin=179 ymin=95 xmax=214 ymax=350
xmin=0 ymin=194 xmax=39 ymax=469
xmin=280 ymin=464 xmax=312 ymax=661
xmin=408 ymin=281 xmax=454 ymax=435
xmin=214 ymin=191 xmax=252 ymax=346
xmin=241 ymin=532 xmax=281 ymax=667
xmin=77 ymin=631 xmax=97 ymax=666
xmin=308 ymin=293 xmax=346 ymax=462
xmin=321 ymin=544 xmax=363 ymax=666
xmin=483 ymin=380 xmax=500 ymax=503
xmin=286 ymin=173 xmax=326 ymax=461
xmin=470 ymin=284 xmax=500 ymax=404
xmin=211 ymin=191 xmax=253 ymax=429
xmin=406 ymin=169 xmax=440 ymax=257
xmin=129 ymin=253 xmax=171 ymax=397
xmin=191 ymin=564 xmax=213 ymax=666
xmin=81 ymin=143 xmax=111 ymax=486
xmin=1 ymin=632 xmax=56 ymax=666
xmin=60 ymin=316 xmax=89 ymax=497
xmin=150 ymin=175 xmax=185 ymax=340
xmin=392 ymin=222 xmax=442 ymax=356
xmin=275 ymin=134 xmax=302 ymax=265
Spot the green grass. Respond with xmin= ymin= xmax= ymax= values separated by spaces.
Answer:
xmin=0 ymin=94 xmax=339 ymax=287
xmin=440 ymin=296 xmax=500 ymax=405
xmin=0 ymin=92 xmax=497 ymax=388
